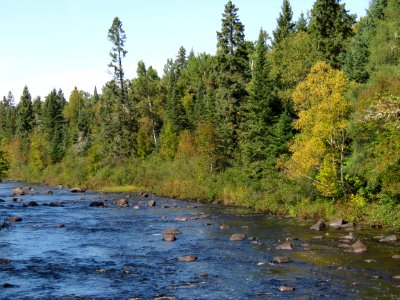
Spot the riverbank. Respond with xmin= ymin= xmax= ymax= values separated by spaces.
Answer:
xmin=7 ymin=155 xmax=400 ymax=229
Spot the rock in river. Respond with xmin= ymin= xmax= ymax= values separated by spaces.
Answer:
xmin=351 ymin=240 xmax=367 ymax=253
xmin=147 ymin=200 xmax=156 ymax=207
xmin=70 ymin=187 xmax=85 ymax=193
xmin=276 ymin=242 xmax=293 ymax=250
xmin=116 ymin=198 xmax=129 ymax=207
xmin=89 ymin=201 xmax=105 ymax=208
xmin=278 ymin=286 xmax=295 ymax=292
xmin=229 ymin=233 xmax=247 ymax=241
xmin=163 ymin=235 xmax=176 ymax=242
xmin=27 ymin=201 xmax=39 ymax=207
xmin=7 ymin=216 xmax=22 ymax=222
xmin=329 ymin=219 xmax=348 ymax=229
xmin=310 ymin=220 xmax=326 ymax=231
xmin=162 ymin=227 xmax=181 ymax=235
xmin=273 ymin=256 xmax=290 ymax=264
xmin=379 ymin=235 xmax=397 ymax=242
xmin=178 ymin=255 xmax=197 ymax=262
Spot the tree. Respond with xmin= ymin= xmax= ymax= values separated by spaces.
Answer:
xmin=343 ymin=0 xmax=388 ymax=82
xmin=108 ymin=17 xmax=128 ymax=102
xmin=240 ymin=29 xmax=281 ymax=173
xmin=0 ymin=92 xmax=17 ymax=143
xmin=16 ymin=86 xmax=33 ymax=138
xmin=0 ymin=150 xmax=9 ymax=181
xmin=309 ymin=0 xmax=356 ymax=68
xmin=42 ymin=89 xmax=66 ymax=163
xmin=294 ymin=12 xmax=308 ymax=32
xmin=272 ymin=0 xmax=295 ymax=48
xmin=32 ymin=96 xmax=42 ymax=130
xmin=215 ymin=0 xmax=249 ymax=167
xmin=285 ymin=61 xmax=351 ymax=197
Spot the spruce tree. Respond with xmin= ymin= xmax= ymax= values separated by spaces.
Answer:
xmin=215 ymin=0 xmax=249 ymax=167
xmin=16 ymin=86 xmax=33 ymax=137
xmin=309 ymin=0 xmax=356 ymax=68
xmin=294 ymin=12 xmax=308 ymax=32
xmin=272 ymin=0 xmax=295 ymax=48
xmin=32 ymin=96 xmax=42 ymax=130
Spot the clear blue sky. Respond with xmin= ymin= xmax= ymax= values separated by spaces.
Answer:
xmin=0 ymin=0 xmax=370 ymax=101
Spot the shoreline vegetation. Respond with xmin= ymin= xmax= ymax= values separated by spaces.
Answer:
xmin=1 ymin=0 xmax=400 ymax=228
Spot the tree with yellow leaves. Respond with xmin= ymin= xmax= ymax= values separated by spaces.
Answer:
xmin=285 ymin=61 xmax=351 ymax=197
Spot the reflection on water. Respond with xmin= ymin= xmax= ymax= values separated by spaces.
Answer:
xmin=1 ymin=181 xmax=400 ymax=299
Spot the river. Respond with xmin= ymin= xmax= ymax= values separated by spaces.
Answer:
xmin=1 ymin=181 xmax=400 ymax=299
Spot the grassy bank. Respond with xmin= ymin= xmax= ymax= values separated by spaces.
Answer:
xmin=8 ymin=154 xmax=400 ymax=229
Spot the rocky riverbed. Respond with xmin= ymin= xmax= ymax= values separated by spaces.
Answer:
xmin=1 ymin=181 xmax=400 ymax=299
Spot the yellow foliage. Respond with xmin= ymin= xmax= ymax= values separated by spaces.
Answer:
xmin=177 ymin=130 xmax=197 ymax=158
xmin=286 ymin=61 xmax=351 ymax=185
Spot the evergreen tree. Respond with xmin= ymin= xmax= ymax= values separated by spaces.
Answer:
xmin=108 ymin=17 xmax=128 ymax=102
xmin=42 ymin=89 xmax=66 ymax=163
xmin=241 ymin=29 xmax=280 ymax=173
xmin=16 ymin=86 xmax=33 ymax=138
xmin=1 ymin=92 xmax=17 ymax=142
xmin=32 ymin=96 xmax=42 ymax=130
xmin=294 ymin=12 xmax=308 ymax=32
xmin=272 ymin=0 xmax=295 ymax=48
xmin=0 ymin=150 xmax=9 ymax=181
xmin=343 ymin=0 xmax=388 ymax=82
xmin=215 ymin=0 xmax=249 ymax=167
xmin=309 ymin=0 xmax=356 ymax=68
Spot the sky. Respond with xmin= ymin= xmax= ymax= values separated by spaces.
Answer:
xmin=0 ymin=0 xmax=371 ymax=102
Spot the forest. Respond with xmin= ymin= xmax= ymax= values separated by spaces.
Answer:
xmin=1 ymin=0 xmax=399 ymax=227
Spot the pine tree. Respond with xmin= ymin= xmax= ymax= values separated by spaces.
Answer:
xmin=215 ymin=0 xmax=249 ymax=167
xmin=272 ymin=0 xmax=295 ymax=48
xmin=309 ymin=0 xmax=356 ymax=68
xmin=1 ymin=92 xmax=17 ymax=142
xmin=16 ymin=86 xmax=33 ymax=138
xmin=32 ymin=96 xmax=42 ymax=130
xmin=108 ymin=17 xmax=128 ymax=102
xmin=294 ymin=12 xmax=308 ymax=32
xmin=241 ymin=29 xmax=281 ymax=173
xmin=343 ymin=0 xmax=388 ymax=82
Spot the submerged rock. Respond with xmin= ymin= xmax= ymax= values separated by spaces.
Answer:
xmin=27 ymin=201 xmax=39 ymax=207
xmin=44 ymin=190 xmax=53 ymax=195
xmin=278 ymin=286 xmax=295 ymax=292
xmin=147 ymin=200 xmax=156 ymax=207
xmin=163 ymin=235 xmax=176 ymax=242
xmin=329 ymin=219 xmax=348 ymax=229
xmin=229 ymin=233 xmax=247 ymax=241
xmin=89 ymin=201 xmax=105 ymax=208
xmin=116 ymin=198 xmax=129 ymax=207
xmin=175 ymin=217 xmax=189 ymax=221
xmin=7 ymin=216 xmax=22 ymax=222
xmin=310 ymin=220 xmax=326 ymax=231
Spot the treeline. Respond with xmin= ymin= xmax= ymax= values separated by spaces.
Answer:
xmin=1 ymin=0 xmax=400 ymax=227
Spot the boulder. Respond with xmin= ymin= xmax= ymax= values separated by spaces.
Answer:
xmin=162 ymin=227 xmax=181 ymax=235
xmin=44 ymin=190 xmax=53 ymax=195
xmin=27 ymin=201 xmax=39 ymax=207
xmin=392 ymin=255 xmax=400 ymax=259
xmin=116 ymin=198 xmax=129 ymax=207
xmin=273 ymin=256 xmax=290 ymax=264
xmin=175 ymin=217 xmax=189 ymax=222
xmin=0 ymin=199 xmax=5 ymax=202
xmin=8 ymin=216 xmax=22 ymax=222
xmin=89 ymin=201 xmax=105 ymax=208
xmin=229 ymin=233 xmax=247 ymax=241
xmin=12 ymin=187 xmax=31 ymax=196
xmin=198 ymin=272 xmax=208 ymax=277
xmin=11 ymin=198 xmax=23 ymax=202
xmin=276 ymin=243 xmax=293 ymax=250
xmin=178 ymin=255 xmax=197 ymax=262
xmin=70 ymin=187 xmax=85 ymax=193
xmin=351 ymin=240 xmax=367 ymax=253
xmin=393 ymin=275 xmax=400 ymax=280
xmin=278 ymin=286 xmax=295 ymax=292
xmin=329 ymin=219 xmax=348 ymax=229
xmin=310 ymin=220 xmax=326 ymax=231
xmin=163 ymin=235 xmax=176 ymax=242
xmin=379 ymin=235 xmax=397 ymax=242
xmin=147 ymin=200 xmax=156 ymax=207
xmin=341 ymin=232 xmax=355 ymax=240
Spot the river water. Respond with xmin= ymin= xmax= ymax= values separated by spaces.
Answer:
xmin=1 ymin=182 xmax=400 ymax=299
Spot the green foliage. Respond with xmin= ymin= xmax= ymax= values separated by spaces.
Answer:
xmin=16 ymin=86 xmax=33 ymax=138
xmin=272 ymin=0 xmax=295 ymax=48
xmin=0 ymin=150 xmax=9 ymax=181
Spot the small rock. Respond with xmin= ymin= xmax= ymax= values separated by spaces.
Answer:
xmin=313 ymin=236 xmax=324 ymax=240
xmin=273 ymin=256 xmax=290 ymax=264
xmin=276 ymin=242 xmax=293 ymax=250
xmin=379 ymin=235 xmax=397 ymax=242
xmin=278 ymin=286 xmax=295 ymax=292
xmin=374 ymin=235 xmax=385 ymax=240
xmin=89 ymin=201 xmax=105 ymax=208
xmin=0 ymin=199 xmax=5 ymax=202
xmin=364 ymin=259 xmax=377 ymax=263
xmin=12 ymin=187 xmax=25 ymax=196
xmin=2 ymin=283 xmax=14 ymax=288
xmin=116 ymin=198 xmax=129 ymax=207
xmin=27 ymin=201 xmax=39 ymax=207
xmin=178 ymin=255 xmax=197 ymax=262
xmin=175 ymin=217 xmax=189 ymax=222
xmin=310 ymin=220 xmax=326 ymax=231
xmin=44 ymin=190 xmax=53 ymax=195
xmin=219 ymin=224 xmax=230 ymax=230
xmin=241 ymin=225 xmax=249 ymax=230
xmin=7 ymin=216 xmax=22 ymax=222
xmin=70 ymin=187 xmax=85 ymax=193
xmin=372 ymin=275 xmax=381 ymax=279
xmin=54 ymin=224 xmax=65 ymax=228
xmin=338 ymin=243 xmax=352 ymax=249
xmin=341 ymin=232 xmax=355 ymax=240
xmin=229 ymin=233 xmax=247 ymax=241
xmin=163 ymin=235 xmax=176 ymax=242
xmin=351 ymin=240 xmax=367 ymax=253
xmin=392 ymin=255 xmax=400 ymax=259
xmin=12 ymin=198 xmax=23 ymax=202
xmin=147 ymin=200 xmax=156 ymax=207
xmin=198 ymin=272 xmax=208 ymax=277
xmin=162 ymin=227 xmax=181 ymax=235
xmin=162 ymin=205 xmax=169 ymax=208
xmin=133 ymin=205 xmax=140 ymax=209
xmin=392 ymin=275 xmax=400 ymax=280
xmin=329 ymin=219 xmax=347 ymax=229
